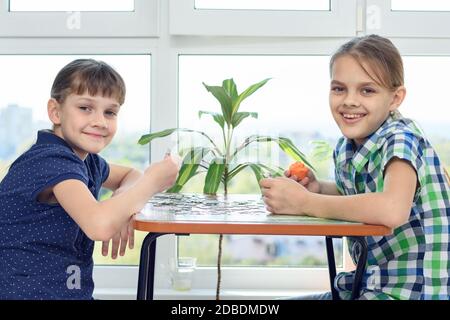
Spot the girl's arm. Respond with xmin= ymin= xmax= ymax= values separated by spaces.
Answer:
xmin=316 ymin=180 xmax=341 ymax=195
xmin=102 ymin=163 xmax=144 ymax=192
xmin=100 ymin=164 xmax=143 ymax=258
xmin=287 ymin=169 xmax=341 ymax=195
xmin=52 ymin=157 xmax=179 ymax=241
xmin=261 ymin=158 xmax=417 ymax=229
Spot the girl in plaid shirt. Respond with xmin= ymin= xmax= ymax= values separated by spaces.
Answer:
xmin=261 ymin=35 xmax=450 ymax=300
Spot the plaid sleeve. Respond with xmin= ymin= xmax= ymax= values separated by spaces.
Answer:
xmin=333 ymin=140 xmax=345 ymax=195
xmin=380 ymin=131 xmax=424 ymax=179
xmin=334 ymin=168 xmax=345 ymax=195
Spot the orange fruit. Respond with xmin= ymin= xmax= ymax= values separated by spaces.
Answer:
xmin=288 ymin=161 xmax=309 ymax=180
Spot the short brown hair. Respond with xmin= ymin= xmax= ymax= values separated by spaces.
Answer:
xmin=330 ymin=34 xmax=404 ymax=91
xmin=51 ymin=59 xmax=126 ymax=105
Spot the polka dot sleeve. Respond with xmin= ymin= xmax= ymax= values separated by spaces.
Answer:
xmin=23 ymin=146 xmax=89 ymax=202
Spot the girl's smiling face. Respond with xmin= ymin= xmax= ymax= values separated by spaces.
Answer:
xmin=329 ymin=55 xmax=406 ymax=146
xmin=48 ymin=93 xmax=120 ymax=160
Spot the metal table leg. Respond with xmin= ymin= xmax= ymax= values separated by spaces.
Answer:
xmin=137 ymin=233 xmax=164 ymax=300
xmin=325 ymin=236 xmax=340 ymax=300
xmin=136 ymin=233 xmax=191 ymax=300
xmin=350 ymin=237 xmax=368 ymax=300
xmin=325 ymin=236 xmax=368 ymax=300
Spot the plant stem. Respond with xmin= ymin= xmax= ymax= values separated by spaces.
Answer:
xmin=223 ymin=125 xmax=233 ymax=194
xmin=216 ymin=125 xmax=233 ymax=300
xmin=216 ymin=234 xmax=223 ymax=300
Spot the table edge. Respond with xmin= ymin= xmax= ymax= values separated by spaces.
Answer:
xmin=133 ymin=220 xmax=392 ymax=237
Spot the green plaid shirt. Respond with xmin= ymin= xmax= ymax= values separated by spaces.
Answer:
xmin=333 ymin=112 xmax=450 ymax=300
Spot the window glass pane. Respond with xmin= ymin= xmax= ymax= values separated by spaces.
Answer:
xmin=391 ymin=0 xmax=450 ymax=12
xmin=178 ymin=55 xmax=450 ymax=268
xmin=402 ymin=57 xmax=450 ymax=169
xmin=9 ymin=0 xmax=135 ymax=12
xmin=195 ymin=0 xmax=330 ymax=11
xmin=0 ymin=55 xmax=150 ymax=266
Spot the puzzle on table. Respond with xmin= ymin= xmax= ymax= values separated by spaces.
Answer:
xmin=140 ymin=193 xmax=355 ymax=225
xmin=146 ymin=193 xmax=263 ymax=214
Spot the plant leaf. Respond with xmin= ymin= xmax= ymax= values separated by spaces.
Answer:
xmin=232 ymin=78 xmax=271 ymax=115
xmin=138 ymin=128 xmax=222 ymax=156
xmin=248 ymin=164 xmax=265 ymax=188
xmin=227 ymin=163 xmax=248 ymax=181
xmin=227 ymin=162 xmax=283 ymax=182
xmin=258 ymin=163 xmax=284 ymax=177
xmin=202 ymin=83 xmax=233 ymax=125
xmin=199 ymin=111 xmax=225 ymax=129
xmin=233 ymin=135 xmax=315 ymax=171
xmin=231 ymin=111 xmax=258 ymax=128
xmin=222 ymin=78 xmax=238 ymax=101
xmin=166 ymin=166 xmax=203 ymax=193
xmin=247 ymin=164 xmax=285 ymax=193
xmin=310 ymin=140 xmax=333 ymax=162
xmin=203 ymin=157 xmax=226 ymax=194
xmin=167 ymin=147 xmax=211 ymax=192
xmin=166 ymin=184 xmax=184 ymax=193
xmin=138 ymin=128 xmax=178 ymax=145
xmin=276 ymin=137 xmax=315 ymax=170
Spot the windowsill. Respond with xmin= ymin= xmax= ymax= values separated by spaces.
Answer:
xmin=93 ymin=288 xmax=326 ymax=300
xmin=155 ymin=289 xmax=324 ymax=300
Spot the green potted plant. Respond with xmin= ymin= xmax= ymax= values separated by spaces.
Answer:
xmin=138 ymin=78 xmax=313 ymax=299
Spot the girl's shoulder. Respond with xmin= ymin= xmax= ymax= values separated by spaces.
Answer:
xmin=24 ymin=143 xmax=82 ymax=163
xmin=378 ymin=115 xmax=427 ymax=146
xmin=9 ymin=143 xmax=85 ymax=177
xmin=332 ymin=136 xmax=348 ymax=161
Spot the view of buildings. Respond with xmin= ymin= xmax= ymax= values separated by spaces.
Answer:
xmin=0 ymin=104 xmax=43 ymax=159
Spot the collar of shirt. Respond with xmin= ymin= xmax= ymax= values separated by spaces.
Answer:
xmin=36 ymin=129 xmax=73 ymax=151
xmin=335 ymin=112 xmax=403 ymax=173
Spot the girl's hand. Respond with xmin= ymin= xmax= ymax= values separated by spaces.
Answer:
xmin=259 ymin=176 xmax=310 ymax=215
xmin=145 ymin=155 xmax=181 ymax=193
xmin=102 ymin=215 xmax=134 ymax=259
xmin=102 ymin=187 xmax=135 ymax=259
xmin=285 ymin=169 xmax=321 ymax=194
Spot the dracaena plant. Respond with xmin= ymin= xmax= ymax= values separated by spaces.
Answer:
xmin=138 ymin=78 xmax=313 ymax=300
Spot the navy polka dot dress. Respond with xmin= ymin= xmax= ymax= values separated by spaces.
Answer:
xmin=0 ymin=130 xmax=109 ymax=299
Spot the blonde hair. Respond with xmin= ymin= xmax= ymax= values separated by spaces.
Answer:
xmin=330 ymin=34 xmax=404 ymax=91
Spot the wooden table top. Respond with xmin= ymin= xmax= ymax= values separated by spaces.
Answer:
xmin=134 ymin=193 xmax=392 ymax=237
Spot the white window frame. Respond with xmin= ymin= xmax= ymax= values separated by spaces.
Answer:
xmin=169 ymin=0 xmax=357 ymax=37
xmin=366 ymin=0 xmax=450 ymax=37
xmin=0 ymin=0 xmax=159 ymax=37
